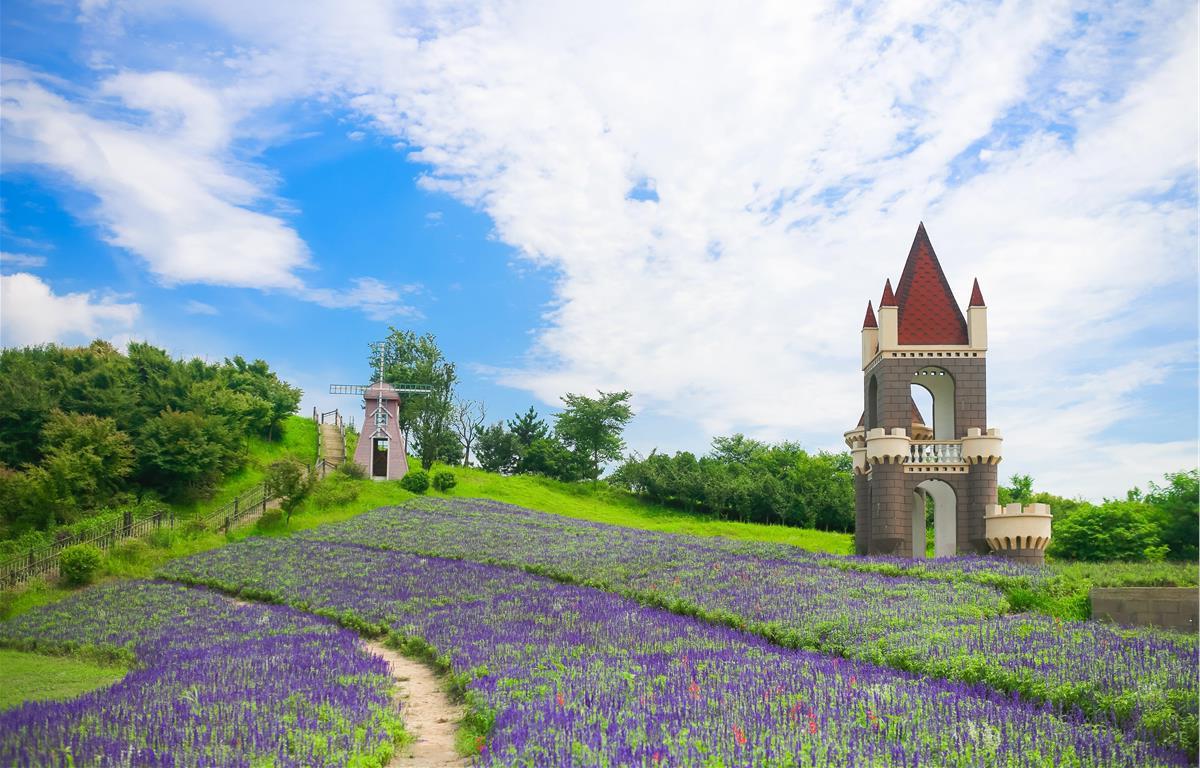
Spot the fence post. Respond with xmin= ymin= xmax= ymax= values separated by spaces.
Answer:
xmin=234 ymin=497 xmax=239 ymax=519
xmin=262 ymin=482 xmax=268 ymax=513
xmin=223 ymin=516 xmax=230 ymax=535
xmin=123 ymin=509 xmax=133 ymax=537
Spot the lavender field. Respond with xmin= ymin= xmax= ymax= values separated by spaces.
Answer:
xmin=0 ymin=580 xmax=403 ymax=767
xmin=282 ymin=498 xmax=1197 ymax=753
xmin=159 ymin=536 xmax=1189 ymax=767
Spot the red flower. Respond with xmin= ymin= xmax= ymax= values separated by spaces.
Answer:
xmin=807 ymin=719 xmax=818 ymax=735
xmin=733 ymin=725 xmax=747 ymax=746
xmin=556 ymin=692 xmax=565 ymax=707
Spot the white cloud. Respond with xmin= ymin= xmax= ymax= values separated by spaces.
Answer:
xmin=1 ymin=65 xmax=419 ymax=320
xmin=22 ymin=0 xmax=1200 ymax=496
xmin=302 ymin=278 xmax=421 ymax=322
xmin=183 ymin=299 xmax=218 ymax=315
xmin=1 ymin=252 xmax=47 ymax=269
xmin=0 ymin=272 xmax=140 ymax=347
xmin=1 ymin=66 xmax=310 ymax=290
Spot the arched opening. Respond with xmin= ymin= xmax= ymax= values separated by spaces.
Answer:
xmin=910 ymin=367 xmax=955 ymax=439
xmin=911 ymin=479 xmax=957 ymax=558
xmin=867 ymin=375 xmax=879 ymax=430
xmin=909 ymin=382 xmax=934 ymax=439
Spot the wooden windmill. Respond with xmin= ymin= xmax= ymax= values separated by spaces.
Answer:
xmin=330 ymin=342 xmax=431 ymax=480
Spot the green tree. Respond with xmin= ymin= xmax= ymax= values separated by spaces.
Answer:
xmin=554 ymin=391 xmax=634 ymax=484
xmin=380 ymin=330 xmax=458 ymax=470
xmin=1000 ymin=474 xmax=1034 ymax=505
xmin=38 ymin=410 xmax=135 ymax=515
xmin=265 ymin=458 xmax=312 ymax=522
xmin=508 ymin=407 xmax=550 ymax=450
xmin=474 ymin=422 xmax=520 ymax=474
xmin=520 ymin=437 xmax=585 ymax=481
xmin=1049 ymin=500 xmax=1162 ymax=561
xmin=136 ymin=409 xmax=239 ymax=499
xmin=1145 ymin=470 xmax=1199 ymax=560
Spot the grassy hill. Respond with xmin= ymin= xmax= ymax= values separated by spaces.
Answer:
xmin=167 ymin=415 xmax=317 ymax=518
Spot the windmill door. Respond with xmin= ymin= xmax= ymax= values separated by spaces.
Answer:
xmin=372 ymin=438 xmax=389 ymax=477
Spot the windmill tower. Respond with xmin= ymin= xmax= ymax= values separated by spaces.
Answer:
xmin=330 ymin=342 xmax=431 ymax=481
xmin=844 ymin=223 xmax=1051 ymax=563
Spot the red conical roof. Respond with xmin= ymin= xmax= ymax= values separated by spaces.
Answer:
xmin=894 ymin=223 xmax=968 ymax=345
xmin=880 ymin=279 xmax=897 ymax=307
xmin=862 ymin=301 xmax=877 ymax=329
xmin=968 ymin=278 xmax=985 ymax=307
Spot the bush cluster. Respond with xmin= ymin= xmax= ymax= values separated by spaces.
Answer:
xmin=431 ymin=470 xmax=456 ymax=491
xmin=400 ymin=470 xmax=430 ymax=494
xmin=59 ymin=544 xmax=102 ymax=586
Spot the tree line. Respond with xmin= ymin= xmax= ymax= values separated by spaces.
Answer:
xmin=0 ymin=341 xmax=300 ymax=537
xmin=609 ymin=435 xmax=856 ymax=530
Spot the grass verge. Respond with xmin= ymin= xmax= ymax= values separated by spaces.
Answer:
xmin=0 ymin=647 xmax=127 ymax=710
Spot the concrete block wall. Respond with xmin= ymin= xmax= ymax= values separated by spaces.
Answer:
xmin=1090 ymin=587 xmax=1198 ymax=633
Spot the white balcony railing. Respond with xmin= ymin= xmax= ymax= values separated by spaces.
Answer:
xmin=908 ymin=440 xmax=964 ymax=465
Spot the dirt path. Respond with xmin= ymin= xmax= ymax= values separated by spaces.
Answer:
xmin=365 ymin=640 xmax=470 ymax=768
xmin=227 ymin=596 xmax=468 ymax=766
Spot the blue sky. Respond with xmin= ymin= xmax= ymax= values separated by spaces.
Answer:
xmin=1 ymin=0 xmax=1196 ymax=499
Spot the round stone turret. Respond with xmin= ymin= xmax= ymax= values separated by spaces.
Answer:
xmin=985 ymin=503 xmax=1052 ymax=565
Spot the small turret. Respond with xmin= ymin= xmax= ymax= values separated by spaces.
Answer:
xmin=967 ymin=278 xmax=987 ymax=350
xmin=878 ymin=280 xmax=898 ymax=350
xmin=861 ymin=301 xmax=879 ymax=368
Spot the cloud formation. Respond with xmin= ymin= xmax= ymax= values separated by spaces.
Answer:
xmin=8 ymin=0 xmax=1198 ymax=496
xmin=0 ymin=272 xmax=140 ymax=347
xmin=0 ymin=65 xmax=417 ymax=319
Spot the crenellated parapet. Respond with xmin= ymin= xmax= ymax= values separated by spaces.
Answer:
xmin=985 ymin=503 xmax=1052 ymax=564
xmin=961 ymin=427 xmax=1003 ymax=465
xmin=865 ymin=427 xmax=911 ymax=465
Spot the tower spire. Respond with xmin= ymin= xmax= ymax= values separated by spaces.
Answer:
xmin=880 ymin=279 xmax=897 ymax=307
xmin=969 ymin=278 xmax=985 ymax=307
xmin=893 ymin=223 xmax=967 ymax=345
xmin=862 ymin=301 xmax=878 ymax=328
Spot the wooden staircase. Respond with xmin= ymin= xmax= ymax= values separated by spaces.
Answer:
xmin=313 ymin=408 xmax=347 ymax=475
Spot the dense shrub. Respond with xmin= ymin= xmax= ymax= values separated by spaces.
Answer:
xmin=400 ymin=470 xmax=429 ymax=494
xmin=180 ymin=519 xmax=209 ymax=539
xmin=611 ymin=435 xmax=855 ymax=530
xmin=431 ymin=470 xmax=457 ymax=492
xmin=1049 ymin=501 xmax=1163 ymax=561
xmin=59 ymin=544 xmax=102 ymax=586
xmin=255 ymin=510 xmax=284 ymax=531
xmin=147 ymin=528 xmax=176 ymax=549
xmin=336 ymin=460 xmax=367 ymax=480
xmin=311 ymin=478 xmax=361 ymax=509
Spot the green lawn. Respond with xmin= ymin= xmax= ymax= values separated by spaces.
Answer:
xmin=0 ymin=648 xmax=126 ymax=710
xmin=436 ymin=463 xmax=855 ymax=554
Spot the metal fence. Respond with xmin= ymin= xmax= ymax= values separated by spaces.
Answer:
xmin=0 ymin=480 xmax=276 ymax=590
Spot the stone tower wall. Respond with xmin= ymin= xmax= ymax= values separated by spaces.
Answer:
xmin=863 ymin=354 xmax=986 ymax=437
xmin=859 ymin=353 xmax=990 ymax=557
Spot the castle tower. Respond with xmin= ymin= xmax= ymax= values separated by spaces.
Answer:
xmin=845 ymin=223 xmax=1049 ymax=562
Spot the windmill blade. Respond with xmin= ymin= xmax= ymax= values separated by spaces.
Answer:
xmin=329 ymin=383 xmax=434 ymax=395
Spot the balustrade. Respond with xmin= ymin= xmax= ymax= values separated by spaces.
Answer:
xmin=908 ymin=440 xmax=964 ymax=464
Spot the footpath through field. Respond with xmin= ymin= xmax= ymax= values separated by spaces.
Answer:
xmin=366 ymin=640 xmax=469 ymax=768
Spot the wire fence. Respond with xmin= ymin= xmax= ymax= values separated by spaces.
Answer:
xmin=0 ymin=479 xmax=281 ymax=590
